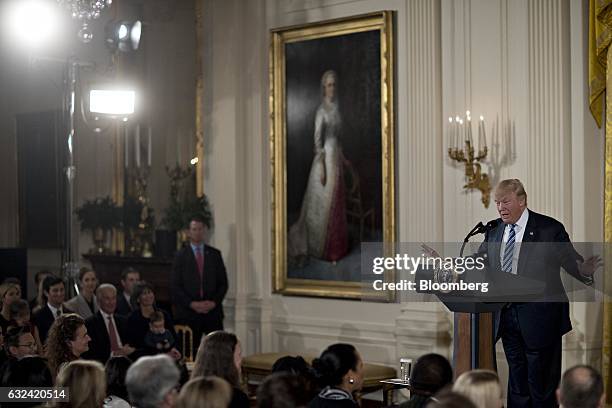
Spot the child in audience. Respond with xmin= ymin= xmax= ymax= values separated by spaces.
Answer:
xmin=144 ymin=311 xmax=178 ymax=356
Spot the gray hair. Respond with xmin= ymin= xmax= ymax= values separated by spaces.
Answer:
xmin=126 ymin=355 xmax=180 ymax=408
xmin=558 ymin=365 xmax=603 ymax=408
xmin=96 ymin=283 xmax=117 ymax=296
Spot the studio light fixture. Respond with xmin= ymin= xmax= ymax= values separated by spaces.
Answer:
xmin=4 ymin=0 xmax=60 ymax=48
xmin=105 ymin=19 xmax=142 ymax=52
xmin=89 ymin=89 xmax=136 ymax=116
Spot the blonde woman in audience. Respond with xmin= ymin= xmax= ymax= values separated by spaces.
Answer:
xmin=53 ymin=360 xmax=106 ymax=408
xmin=191 ymin=331 xmax=249 ymax=408
xmin=65 ymin=267 xmax=99 ymax=319
xmin=452 ymin=369 xmax=503 ymax=408
xmin=177 ymin=376 xmax=232 ymax=408
xmin=45 ymin=314 xmax=91 ymax=377
xmin=0 ymin=283 xmax=21 ymax=333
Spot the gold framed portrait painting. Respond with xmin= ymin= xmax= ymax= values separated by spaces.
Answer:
xmin=271 ymin=11 xmax=395 ymax=300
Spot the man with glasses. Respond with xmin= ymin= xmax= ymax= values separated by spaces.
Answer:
xmin=5 ymin=326 xmax=37 ymax=359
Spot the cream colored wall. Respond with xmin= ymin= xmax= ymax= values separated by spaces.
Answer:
xmin=199 ymin=0 xmax=604 ymax=385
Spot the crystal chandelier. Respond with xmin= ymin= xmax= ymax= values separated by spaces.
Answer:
xmin=57 ymin=0 xmax=113 ymax=43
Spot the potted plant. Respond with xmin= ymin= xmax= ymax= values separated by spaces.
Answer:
xmin=75 ymin=196 xmax=122 ymax=254
xmin=162 ymin=194 xmax=213 ymax=250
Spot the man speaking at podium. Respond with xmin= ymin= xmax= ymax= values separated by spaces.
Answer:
xmin=476 ymin=179 xmax=600 ymax=407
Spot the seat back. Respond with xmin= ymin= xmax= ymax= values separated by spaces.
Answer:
xmin=174 ymin=324 xmax=194 ymax=362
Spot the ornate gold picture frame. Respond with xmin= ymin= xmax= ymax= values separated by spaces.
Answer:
xmin=271 ymin=11 xmax=395 ymax=300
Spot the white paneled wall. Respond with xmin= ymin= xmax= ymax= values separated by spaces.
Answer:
xmin=192 ymin=0 xmax=604 ymax=382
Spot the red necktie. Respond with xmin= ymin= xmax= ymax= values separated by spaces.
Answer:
xmin=108 ymin=316 xmax=120 ymax=352
xmin=195 ymin=247 xmax=204 ymax=298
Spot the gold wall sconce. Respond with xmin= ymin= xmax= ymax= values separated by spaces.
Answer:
xmin=447 ymin=111 xmax=492 ymax=208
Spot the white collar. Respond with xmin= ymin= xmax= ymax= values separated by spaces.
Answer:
xmin=508 ymin=208 xmax=529 ymax=230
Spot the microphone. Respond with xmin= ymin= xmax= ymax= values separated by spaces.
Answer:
xmin=460 ymin=220 xmax=500 ymax=257
xmin=473 ymin=220 xmax=500 ymax=235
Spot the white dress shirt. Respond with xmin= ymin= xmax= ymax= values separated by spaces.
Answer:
xmin=47 ymin=303 xmax=64 ymax=319
xmin=100 ymin=310 xmax=123 ymax=349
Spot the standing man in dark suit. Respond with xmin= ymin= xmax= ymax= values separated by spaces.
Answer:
xmin=172 ymin=215 xmax=228 ymax=356
xmin=84 ymin=284 xmax=134 ymax=363
xmin=476 ymin=179 xmax=600 ymax=407
xmin=32 ymin=275 xmax=73 ymax=344
xmin=116 ymin=268 xmax=140 ymax=317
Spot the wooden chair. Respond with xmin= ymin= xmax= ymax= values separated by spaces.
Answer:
xmin=174 ymin=324 xmax=194 ymax=362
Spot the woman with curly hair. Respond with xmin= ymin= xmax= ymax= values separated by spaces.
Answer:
xmin=191 ymin=331 xmax=248 ymax=408
xmin=45 ymin=314 xmax=91 ymax=377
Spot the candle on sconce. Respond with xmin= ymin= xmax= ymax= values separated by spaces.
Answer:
xmin=124 ymin=126 xmax=129 ymax=168
xmin=466 ymin=111 xmax=473 ymax=147
xmin=148 ymin=127 xmax=152 ymax=167
xmin=454 ymin=116 xmax=461 ymax=149
xmin=447 ymin=117 xmax=453 ymax=149
xmin=135 ymin=124 xmax=141 ymax=168
xmin=479 ymin=115 xmax=486 ymax=150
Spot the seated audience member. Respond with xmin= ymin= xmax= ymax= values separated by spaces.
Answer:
xmin=126 ymin=354 xmax=180 ymax=408
xmin=145 ymin=310 xmax=178 ymax=355
xmin=45 ymin=314 xmax=90 ymax=377
xmin=177 ymin=376 xmax=232 ymax=408
xmin=105 ymin=356 xmax=133 ymax=408
xmin=309 ymin=343 xmax=364 ymax=408
xmin=272 ymin=355 xmax=318 ymax=401
xmin=4 ymin=326 xmax=37 ymax=359
xmin=65 ymin=267 xmax=99 ymax=319
xmin=30 ymin=270 xmax=52 ymax=311
xmin=84 ymin=284 xmax=134 ymax=363
xmin=127 ymin=282 xmax=177 ymax=356
xmin=257 ymin=372 xmax=310 ymax=408
xmin=425 ymin=391 xmax=477 ymax=408
xmin=557 ymin=365 xmax=605 ymax=408
xmin=191 ymin=331 xmax=249 ymax=408
xmin=452 ymin=369 xmax=502 ymax=408
xmin=9 ymin=299 xmax=43 ymax=350
xmin=1 ymin=356 xmax=53 ymax=407
xmin=399 ymin=353 xmax=453 ymax=408
xmin=0 ymin=283 xmax=21 ymax=333
xmin=0 ymin=326 xmax=6 ymax=368
xmin=33 ymin=275 xmax=72 ymax=344
xmin=117 ymin=267 xmax=141 ymax=317
xmin=53 ymin=360 xmax=106 ymax=408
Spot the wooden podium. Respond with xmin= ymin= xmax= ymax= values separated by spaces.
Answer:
xmin=444 ymin=302 xmax=505 ymax=378
xmin=441 ymin=300 xmax=504 ymax=377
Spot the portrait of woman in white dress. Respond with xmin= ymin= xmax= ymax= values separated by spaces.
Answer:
xmin=288 ymin=70 xmax=349 ymax=264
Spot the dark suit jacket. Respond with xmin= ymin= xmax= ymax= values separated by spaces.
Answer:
xmin=32 ymin=304 xmax=74 ymax=344
xmin=172 ymin=244 xmax=228 ymax=326
xmin=478 ymin=210 xmax=589 ymax=348
xmin=115 ymin=293 xmax=133 ymax=317
xmin=83 ymin=311 xmax=130 ymax=363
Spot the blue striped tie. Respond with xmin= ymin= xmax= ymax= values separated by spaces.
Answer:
xmin=502 ymin=224 xmax=516 ymax=273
